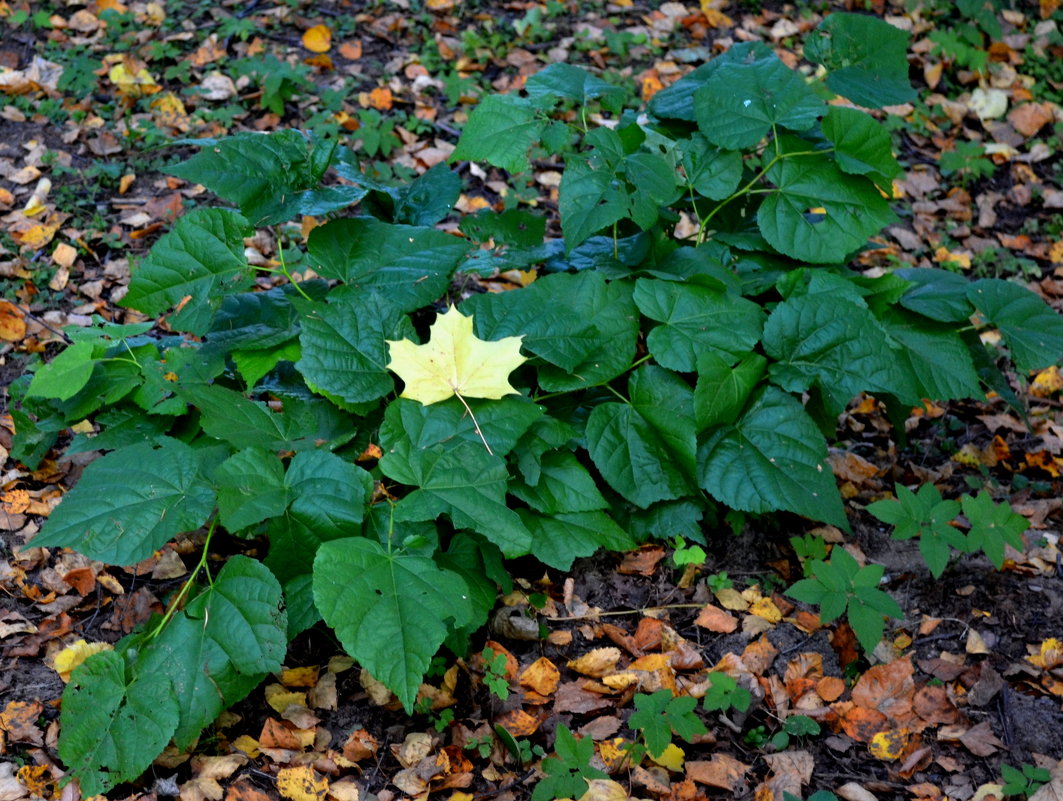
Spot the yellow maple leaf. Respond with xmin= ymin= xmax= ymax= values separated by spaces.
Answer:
xmin=386 ymin=306 xmax=525 ymax=406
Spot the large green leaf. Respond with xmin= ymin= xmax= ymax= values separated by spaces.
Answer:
xmin=461 ymin=277 xmax=600 ymax=372
xmin=805 ymin=13 xmax=916 ymax=108
xmin=559 ymin=157 xmax=628 ymax=252
xmin=759 ymin=142 xmax=896 ymax=264
xmin=135 ymin=556 xmax=286 ymax=747
xmin=122 ymin=208 xmax=253 ymax=335
xmin=648 ymin=41 xmax=775 ymax=121
xmin=967 ymin=279 xmax=1063 ymax=371
xmin=535 ymin=272 xmax=639 ymax=392
xmin=679 ymin=134 xmax=743 ymax=201
xmin=177 ymin=384 xmax=355 ymax=451
xmin=821 ymin=106 xmax=902 ymax=186
xmin=694 ymin=352 xmax=767 ymax=430
xmin=763 ymin=292 xmax=915 ymax=415
xmin=877 ymin=309 xmax=981 ymax=401
xmin=381 ymin=441 xmax=532 ymax=556
xmin=206 ymin=284 xmax=316 ymax=353
xmin=517 ymin=509 xmax=634 ymax=570
xmin=525 ymin=63 xmax=626 ymax=108
xmin=214 ymin=447 xmax=288 ymax=532
xmin=307 ymin=218 xmax=468 ymax=312
xmin=634 ymin=279 xmax=764 ymax=372
xmin=698 ymin=387 xmax=846 ymax=526
xmin=168 ymin=131 xmax=358 ymax=226
xmin=31 ymin=438 xmax=215 ymax=565
xmin=510 ymin=450 xmax=607 ymax=514
xmin=296 ymin=290 xmax=413 ymax=405
xmin=313 ymin=537 xmax=473 ymax=711
xmin=585 ymin=366 xmax=697 ymax=508
xmin=451 ymin=94 xmax=545 ymax=174
xmin=266 ymin=451 xmax=372 ymax=636
xmin=694 ymin=55 xmax=824 ymax=150
xmin=380 ymin=396 xmax=542 ymax=459
xmin=59 ymin=651 xmax=179 ymax=797
xmin=26 ymin=341 xmax=96 ymax=402
xmin=896 ymin=268 xmax=974 ymax=323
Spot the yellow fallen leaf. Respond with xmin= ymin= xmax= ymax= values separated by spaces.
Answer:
xmin=108 ymin=60 xmax=160 ymax=97
xmin=265 ymin=683 xmax=306 ymax=713
xmin=650 ymin=743 xmax=685 ymax=771
xmin=277 ymin=765 xmax=329 ymax=801
xmin=577 ymin=779 xmax=629 ymax=801
xmin=51 ymin=639 xmax=113 ymax=682
xmin=567 ymin=647 xmax=622 ymax=678
xmin=868 ymin=728 xmax=907 ymax=761
xmin=302 ymin=24 xmax=332 ymax=53
xmin=386 ymin=306 xmax=526 ymax=406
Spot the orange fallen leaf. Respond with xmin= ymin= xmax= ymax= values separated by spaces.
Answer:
xmin=520 ymin=657 xmax=560 ymax=696
xmin=302 ymin=24 xmax=332 ymax=54
xmin=695 ymin=604 xmax=738 ymax=633
xmin=817 ymin=676 xmax=846 ymax=702
xmin=618 ymin=545 xmax=666 ymax=576
xmin=368 ymin=86 xmax=392 ymax=110
xmin=495 ymin=708 xmax=540 ymax=737
xmin=0 ymin=300 xmax=26 ymax=342
xmin=338 ymin=40 xmax=363 ymax=60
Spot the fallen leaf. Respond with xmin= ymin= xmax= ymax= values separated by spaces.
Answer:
xmin=386 ymin=306 xmax=526 ymax=406
xmin=694 ymin=604 xmax=738 ymax=633
xmin=958 ymin=720 xmax=1004 ymax=757
xmin=869 ymin=728 xmax=908 ymax=761
xmin=0 ymin=301 xmax=26 ymax=342
xmin=686 ymin=755 xmax=750 ymax=792
xmin=368 ymin=87 xmax=393 ymax=110
xmin=277 ymin=765 xmax=329 ymax=801
xmin=577 ymin=779 xmax=629 ymax=801
xmin=568 ymin=647 xmax=622 ymax=678
xmin=51 ymin=639 xmax=113 ymax=682
xmin=302 ymin=25 xmax=332 ymax=54
xmin=520 ymin=657 xmax=560 ymax=696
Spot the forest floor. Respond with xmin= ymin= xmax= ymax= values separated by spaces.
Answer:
xmin=2 ymin=1 xmax=1063 ymax=800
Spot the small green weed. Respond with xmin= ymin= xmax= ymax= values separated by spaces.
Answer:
xmin=531 ymin=726 xmax=608 ymax=801
xmin=1000 ymin=763 xmax=1051 ymax=798
xmin=627 ymin=689 xmax=707 ymax=760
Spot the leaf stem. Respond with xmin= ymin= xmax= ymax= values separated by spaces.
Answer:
xmin=146 ymin=518 xmax=218 ymax=641
xmin=273 ymin=228 xmax=313 ymax=302
xmin=455 ymin=391 xmax=493 ymax=455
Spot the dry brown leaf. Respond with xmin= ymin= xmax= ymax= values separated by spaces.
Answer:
xmin=686 ymin=754 xmax=750 ymax=792
xmin=694 ymin=604 xmax=738 ymax=633
xmin=958 ymin=720 xmax=1004 ymax=756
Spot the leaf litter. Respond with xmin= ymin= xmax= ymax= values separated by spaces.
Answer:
xmin=1 ymin=0 xmax=1063 ymax=800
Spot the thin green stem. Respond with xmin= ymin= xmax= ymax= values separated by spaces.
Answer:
xmin=146 ymin=518 xmax=218 ymax=640
xmin=273 ymin=228 xmax=313 ymax=302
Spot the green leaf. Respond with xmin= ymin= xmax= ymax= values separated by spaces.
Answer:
xmin=517 ymin=509 xmax=634 ymax=570
xmin=694 ymin=55 xmax=824 ymax=150
xmin=535 ymin=272 xmax=639 ymax=392
xmin=694 ymin=352 xmax=767 ymax=430
xmin=847 ymin=598 xmax=888 ymax=654
xmin=206 ymin=284 xmax=313 ymax=353
xmin=703 ymin=672 xmax=751 ymax=713
xmin=177 ymin=384 xmax=355 ymax=451
xmin=313 ymin=537 xmax=473 ymax=711
xmin=392 ymin=163 xmax=461 ymax=226
xmin=896 ymin=268 xmax=975 ymax=323
xmin=380 ymin=396 xmax=542 ymax=460
xmin=510 ymin=451 xmax=607 ymax=514
xmin=876 ymin=309 xmax=981 ymax=401
xmin=381 ymin=441 xmax=532 ymax=557
xmin=822 ymin=106 xmax=902 ymax=186
xmin=525 ymin=63 xmax=626 ymax=108
xmin=764 ymin=292 xmax=915 ymax=416
xmin=31 ymin=438 xmax=215 ymax=565
xmin=648 ymin=41 xmax=775 ymax=121
xmin=967 ymin=279 xmax=1063 ymax=372
xmin=586 ymin=366 xmax=697 ymax=508
xmin=233 ymin=340 xmax=302 ymax=388
xmin=168 ymin=131 xmax=354 ymax=226
xmin=214 ymin=447 xmax=288 ymax=532
xmin=451 ymin=94 xmax=544 ymax=174
xmin=307 ymin=218 xmax=468 ymax=312
xmin=559 ymin=157 xmax=628 ymax=252
xmin=459 ymin=208 xmax=546 ymax=248
xmin=122 ymin=208 xmax=254 ymax=335
xmin=634 ymin=279 xmax=765 ymax=372
xmin=26 ymin=341 xmax=96 ymax=401
xmin=266 ymin=451 xmax=372 ymax=636
xmin=136 ymin=556 xmax=286 ymax=747
xmin=805 ymin=12 xmax=916 ymax=108
xmin=296 ymin=290 xmax=414 ymax=405
xmin=759 ymin=141 xmax=897 ymax=264
xmin=698 ymin=387 xmax=846 ymax=526
xmin=679 ymin=134 xmax=743 ymax=201
xmin=532 ymin=726 xmax=607 ymax=801
xmin=628 ymin=690 xmax=675 ymax=757
xmin=59 ymin=651 xmax=179 ymax=797
xmin=961 ymin=491 xmax=1029 ymax=569
xmin=462 ymin=274 xmax=601 ymax=372
xmin=866 ymin=484 xmax=963 ymax=576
